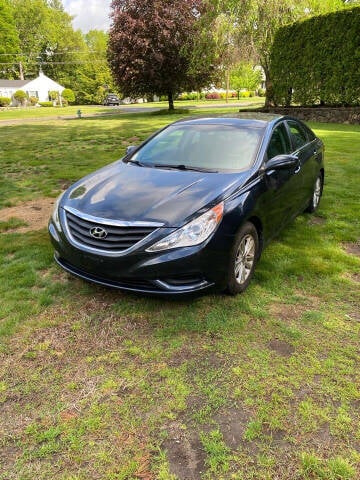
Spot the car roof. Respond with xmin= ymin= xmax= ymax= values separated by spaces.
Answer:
xmin=172 ymin=112 xmax=284 ymax=128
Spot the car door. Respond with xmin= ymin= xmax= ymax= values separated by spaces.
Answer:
xmin=259 ymin=121 xmax=302 ymax=238
xmin=285 ymin=119 xmax=318 ymax=211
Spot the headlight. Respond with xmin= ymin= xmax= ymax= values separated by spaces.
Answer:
xmin=51 ymin=192 xmax=65 ymax=231
xmin=146 ymin=202 xmax=224 ymax=252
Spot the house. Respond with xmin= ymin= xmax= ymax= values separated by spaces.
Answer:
xmin=0 ymin=71 xmax=65 ymax=106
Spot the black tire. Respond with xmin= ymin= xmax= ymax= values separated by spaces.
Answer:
xmin=305 ymin=173 xmax=323 ymax=213
xmin=226 ymin=222 xmax=259 ymax=295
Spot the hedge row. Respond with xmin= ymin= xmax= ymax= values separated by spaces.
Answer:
xmin=270 ymin=6 xmax=360 ymax=107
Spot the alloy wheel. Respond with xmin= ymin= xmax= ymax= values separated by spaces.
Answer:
xmin=234 ymin=234 xmax=256 ymax=285
xmin=313 ymin=176 xmax=322 ymax=209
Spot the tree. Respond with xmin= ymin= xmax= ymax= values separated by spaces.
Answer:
xmin=0 ymin=0 xmax=20 ymax=78
xmin=209 ymin=0 xmax=347 ymax=106
xmin=72 ymin=30 xmax=115 ymax=105
xmin=2 ymin=1 xmax=112 ymax=102
xmin=212 ymin=12 xmax=240 ymax=102
xmin=10 ymin=0 xmax=86 ymax=82
xmin=230 ymin=63 xmax=263 ymax=95
xmin=108 ymin=0 xmax=216 ymax=110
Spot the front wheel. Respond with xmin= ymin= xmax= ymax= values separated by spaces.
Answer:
xmin=305 ymin=173 xmax=323 ymax=213
xmin=226 ymin=222 xmax=259 ymax=295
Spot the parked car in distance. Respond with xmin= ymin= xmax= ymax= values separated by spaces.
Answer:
xmin=49 ymin=113 xmax=324 ymax=296
xmin=103 ymin=94 xmax=120 ymax=106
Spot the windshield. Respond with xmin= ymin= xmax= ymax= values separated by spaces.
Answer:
xmin=130 ymin=124 xmax=264 ymax=172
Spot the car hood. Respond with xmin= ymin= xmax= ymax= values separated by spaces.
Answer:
xmin=62 ymin=161 xmax=250 ymax=227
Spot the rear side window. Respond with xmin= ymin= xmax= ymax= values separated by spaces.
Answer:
xmin=267 ymin=123 xmax=291 ymax=159
xmin=287 ymin=121 xmax=308 ymax=150
xmin=301 ymin=123 xmax=316 ymax=142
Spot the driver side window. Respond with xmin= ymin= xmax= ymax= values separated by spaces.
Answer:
xmin=267 ymin=123 xmax=291 ymax=160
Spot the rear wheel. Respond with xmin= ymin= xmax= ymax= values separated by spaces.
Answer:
xmin=226 ymin=222 xmax=259 ymax=295
xmin=305 ymin=173 xmax=323 ymax=213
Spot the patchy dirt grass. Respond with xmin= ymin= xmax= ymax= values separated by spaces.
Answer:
xmin=0 ymin=197 xmax=55 ymax=233
xmin=267 ymin=338 xmax=295 ymax=356
xmin=308 ymin=215 xmax=326 ymax=226
xmin=343 ymin=241 xmax=360 ymax=257
xmin=162 ymin=422 xmax=206 ymax=480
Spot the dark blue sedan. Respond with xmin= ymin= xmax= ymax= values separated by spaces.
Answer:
xmin=49 ymin=113 xmax=324 ymax=295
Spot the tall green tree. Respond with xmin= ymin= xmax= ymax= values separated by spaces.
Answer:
xmin=0 ymin=0 xmax=20 ymax=78
xmin=212 ymin=12 xmax=240 ymax=101
xmin=73 ymin=30 xmax=115 ymax=104
xmin=108 ymin=0 xmax=216 ymax=110
xmin=230 ymin=63 xmax=263 ymax=94
xmin=10 ymin=0 xmax=85 ymax=82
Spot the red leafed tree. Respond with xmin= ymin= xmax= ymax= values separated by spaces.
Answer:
xmin=108 ymin=0 xmax=215 ymax=110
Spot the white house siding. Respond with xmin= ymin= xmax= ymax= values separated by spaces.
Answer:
xmin=0 ymin=72 xmax=65 ymax=106
xmin=24 ymin=72 xmax=64 ymax=102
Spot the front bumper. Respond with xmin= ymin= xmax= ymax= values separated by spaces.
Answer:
xmin=49 ymin=221 xmax=231 ymax=295
xmin=55 ymin=254 xmax=214 ymax=294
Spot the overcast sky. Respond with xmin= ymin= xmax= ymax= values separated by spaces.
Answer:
xmin=63 ymin=0 xmax=112 ymax=32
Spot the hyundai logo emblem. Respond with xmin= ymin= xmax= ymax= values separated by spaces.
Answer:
xmin=89 ymin=226 xmax=108 ymax=239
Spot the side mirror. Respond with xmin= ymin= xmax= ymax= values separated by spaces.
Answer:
xmin=265 ymin=154 xmax=299 ymax=172
xmin=126 ymin=145 xmax=137 ymax=155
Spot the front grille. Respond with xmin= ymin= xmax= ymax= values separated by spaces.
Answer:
xmin=65 ymin=210 xmax=156 ymax=252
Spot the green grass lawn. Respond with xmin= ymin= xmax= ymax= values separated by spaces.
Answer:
xmin=0 ymin=109 xmax=359 ymax=480
xmin=0 ymin=97 xmax=264 ymax=121
xmin=0 ymin=104 xmax=108 ymax=120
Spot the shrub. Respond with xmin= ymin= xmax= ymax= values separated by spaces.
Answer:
xmin=13 ymin=90 xmax=27 ymax=105
xmin=258 ymin=88 xmax=266 ymax=97
xmin=75 ymin=91 xmax=93 ymax=105
xmin=0 ymin=97 xmax=11 ymax=107
xmin=190 ymin=92 xmax=199 ymax=100
xmin=29 ymin=96 xmax=38 ymax=106
xmin=62 ymin=88 xmax=75 ymax=104
xmin=239 ymin=91 xmax=250 ymax=98
xmin=38 ymin=101 xmax=54 ymax=107
xmin=94 ymin=86 xmax=107 ymax=105
xmin=49 ymin=91 xmax=59 ymax=102
xmin=205 ymin=92 xmax=220 ymax=100
xmin=270 ymin=6 xmax=360 ymax=106
xmin=218 ymin=91 xmax=237 ymax=100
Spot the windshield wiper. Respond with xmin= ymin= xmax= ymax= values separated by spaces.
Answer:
xmin=124 ymin=159 xmax=149 ymax=167
xmin=152 ymin=163 xmax=217 ymax=173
